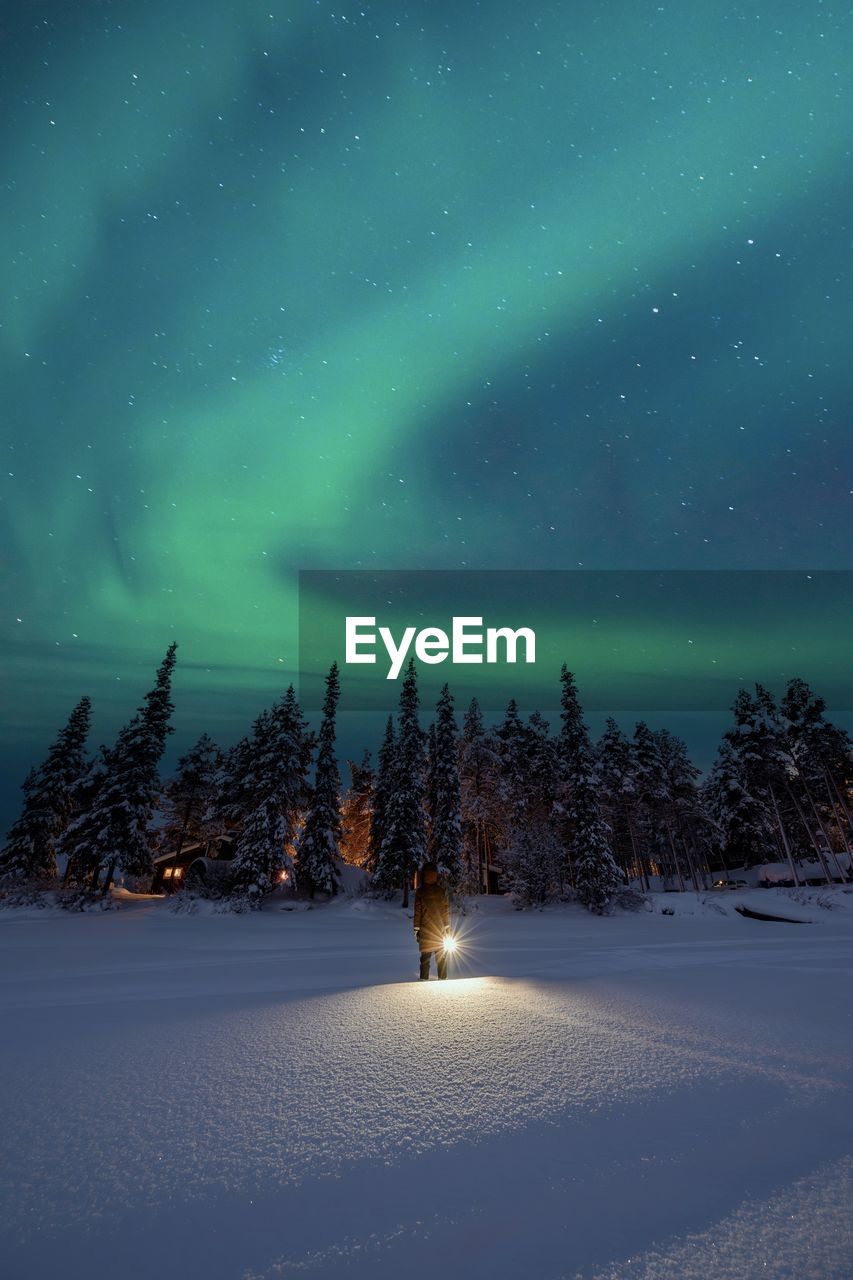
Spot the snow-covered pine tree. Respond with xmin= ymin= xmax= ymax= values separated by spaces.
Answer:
xmin=631 ymin=720 xmax=672 ymax=883
xmin=491 ymin=701 xmax=563 ymax=902
xmin=297 ymin=662 xmax=344 ymax=896
xmin=57 ymin=747 xmax=111 ymax=886
xmin=425 ymin=720 xmax=438 ymax=849
xmin=207 ymin=735 xmax=254 ymax=837
xmin=113 ymin=644 xmax=179 ymax=885
xmin=272 ymin=683 xmax=316 ymax=822
xmin=1 ymin=695 xmax=92 ymax=883
xmin=596 ymin=717 xmax=643 ymax=886
xmin=780 ymin=678 xmax=852 ymax=790
xmin=705 ymin=733 xmax=772 ymax=873
xmin=0 ymin=769 xmax=42 ymax=882
xmin=779 ymin=678 xmax=852 ymax=882
xmin=704 ymin=688 xmax=782 ymax=875
xmin=229 ymin=685 xmax=312 ymax=903
xmin=369 ymin=717 xmax=395 ymax=876
xmin=426 ymin=684 xmax=462 ymax=888
xmin=227 ymin=711 xmax=272 ymax=882
xmin=458 ymin=698 xmax=500 ymax=893
xmin=526 ymin=711 xmax=558 ymax=817
xmin=340 ymin=751 xmax=374 ymax=868
xmin=750 ymin=681 xmax=839 ymax=884
xmin=557 ymin=666 xmax=621 ymax=913
xmin=505 ymin=818 xmax=561 ymax=907
xmin=231 ymin=766 xmax=289 ymax=905
xmin=373 ymin=659 xmax=426 ymax=906
xmin=61 ymin=646 xmax=178 ymax=891
xmin=655 ymin=728 xmax=705 ymax=891
xmin=742 ymin=686 xmax=794 ymax=867
xmin=161 ymin=733 xmax=222 ymax=857
xmin=571 ymin=799 xmax=622 ymax=913
xmin=492 ymin=699 xmax=529 ymax=835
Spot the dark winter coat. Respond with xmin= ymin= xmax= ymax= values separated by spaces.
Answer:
xmin=413 ymin=881 xmax=450 ymax=952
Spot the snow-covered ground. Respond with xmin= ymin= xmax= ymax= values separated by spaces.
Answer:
xmin=1 ymin=889 xmax=852 ymax=1280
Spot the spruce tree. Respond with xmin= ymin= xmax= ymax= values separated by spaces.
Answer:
xmin=491 ymin=700 xmax=563 ymax=901
xmin=655 ymin=728 xmax=704 ymax=891
xmin=705 ymin=688 xmax=780 ymax=872
xmin=526 ymin=711 xmax=558 ymax=817
xmin=271 ymin=684 xmax=315 ymax=826
xmin=230 ymin=686 xmax=313 ymax=902
xmin=425 ymin=721 xmax=438 ymax=850
xmin=597 ymin=718 xmax=643 ymax=885
xmin=426 ymin=684 xmax=463 ymax=887
xmin=369 ymin=717 xmax=395 ymax=874
xmin=374 ymin=659 xmax=426 ymax=906
xmin=0 ymin=769 xmax=42 ymax=882
xmin=780 ymin=678 xmax=851 ymax=784
xmin=161 ymin=733 xmax=222 ymax=856
xmin=230 ymin=712 xmax=287 ymax=901
xmin=506 ymin=819 xmax=561 ymax=907
xmin=493 ymin=699 xmax=529 ymax=833
xmin=754 ymin=681 xmax=838 ymax=882
xmin=632 ymin=721 xmax=671 ymax=883
xmin=458 ymin=698 xmax=499 ymax=893
xmin=57 ymin=748 xmax=111 ymax=886
xmin=557 ymin=666 xmax=621 ymax=913
xmin=61 ymin=645 xmax=178 ymax=890
xmin=705 ymin=733 xmax=771 ymax=873
xmin=1 ymin=696 xmax=92 ymax=883
xmin=208 ymin=735 xmax=254 ymax=836
xmin=779 ymin=678 xmax=852 ymax=881
xmin=297 ymin=662 xmax=344 ymax=896
xmin=112 ymin=643 xmax=179 ymax=882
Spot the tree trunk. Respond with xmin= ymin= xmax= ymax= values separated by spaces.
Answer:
xmin=801 ymin=779 xmax=847 ymax=884
xmin=101 ymin=859 xmax=116 ymax=896
xmin=786 ymin=783 xmax=834 ymax=884
xmin=626 ymin=812 xmax=648 ymax=891
xmin=485 ymin=826 xmax=494 ymax=894
xmin=819 ymin=774 xmax=852 ymax=881
xmin=666 ymin=825 xmax=685 ymax=891
xmin=477 ymin=822 xmax=485 ymax=894
xmin=770 ymin=786 xmax=800 ymax=886
xmin=688 ymin=833 xmax=710 ymax=890
xmin=827 ymin=770 xmax=853 ymax=842
xmin=679 ymin=826 xmax=701 ymax=892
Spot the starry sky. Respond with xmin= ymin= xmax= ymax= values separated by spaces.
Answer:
xmin=2 ymin=1 xmax=851 ymax=819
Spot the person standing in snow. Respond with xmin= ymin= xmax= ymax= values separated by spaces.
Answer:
xmin=413 ymin=861 xmax=451 ymax=980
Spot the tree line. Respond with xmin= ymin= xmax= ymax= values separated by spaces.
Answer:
xmin=1 ymin=643 xmax=851 ymax=910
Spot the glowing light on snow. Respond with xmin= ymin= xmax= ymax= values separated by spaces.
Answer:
xmin=420 ymin=976 xmax=489 ymax=997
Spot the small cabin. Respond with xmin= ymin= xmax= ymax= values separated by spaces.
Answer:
xmin=151 ymin=835 xmax=235 ymax=893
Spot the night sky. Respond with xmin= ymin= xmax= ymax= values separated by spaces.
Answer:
xmin=2 ymin=1 xmax=851 ymax=820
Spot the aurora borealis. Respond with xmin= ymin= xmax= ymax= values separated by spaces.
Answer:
xmin=2 ymin=1 xmax=852 ymax=817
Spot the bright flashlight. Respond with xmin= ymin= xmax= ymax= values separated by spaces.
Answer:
xmin=443 ymin=935 xmax=458 ymax=953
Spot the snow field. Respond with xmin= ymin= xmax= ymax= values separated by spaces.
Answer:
xmin=0 ymin=890 xmax=851 ymax=1279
